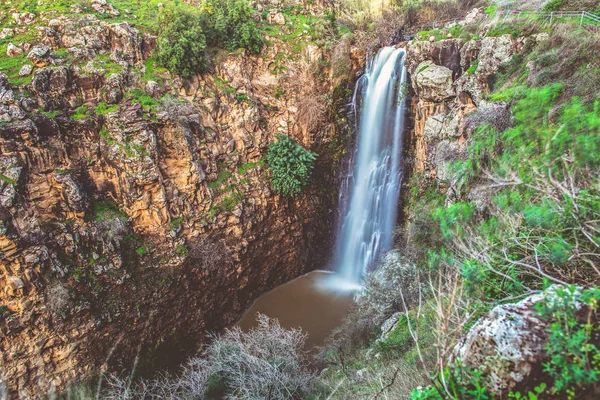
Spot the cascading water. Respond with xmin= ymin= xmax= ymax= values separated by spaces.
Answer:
xmin=332 ymin=46 xmax=408 ymax=286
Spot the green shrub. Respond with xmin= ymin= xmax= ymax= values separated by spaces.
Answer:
xmin=91 ymin=199 xmax=127 ymax=222
xmin=466 ymin=59 xmax=479 ymax=75
xmin=156 ymin=7 xmax=208 ymax=78
xmin=202 ymin=0 xmax=264 ymax=54
xmin=535 ymin=286 xmax=600 ymax=398
xmin=265 ymin=134 xmax=317 ymax=197
xmin=154 ymin=0 xmax=262 ymax=77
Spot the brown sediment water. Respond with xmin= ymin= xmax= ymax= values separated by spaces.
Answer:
xmin=237 ymin=271 xmax=354 ymax=349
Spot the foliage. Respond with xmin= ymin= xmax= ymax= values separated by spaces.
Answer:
xmin=355 ymin=250 xmax=420 ymax=324
xmin=201 ymin=0 xmax=264 ymax=54
xmin=155 ymin=6 xmax=208 ymax=78
xmin=103 ymin=314 xmax=315 ymax=399
xmin=154 ymin=0 xmax=262 ymax=77
xmin=265 ymin=134 xmax=317 ymax=197
xmin=430 ymin=85 xmax=600 ymax=302
xmin=535 ymin=286 xmax=600 ymax=398
xmin=543 ymin=0 xmax=565 ymax=12
xmin=91 ymin=199 xmax=128 ymax=222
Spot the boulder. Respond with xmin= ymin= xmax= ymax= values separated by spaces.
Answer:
xmin=477 ymin=35 xmax=515 ymax=79
xmin=6 ymin=43 xmax=23 ymax=57
xmin=451 ymin=287 xmax=580 ymax=397
xmin=0 ymin=28 xmax=15 ymax=40
xmin=12 ymin=12 xmax=35 ymax=26
xmin=462 ymin=8 xmax=481 ymax=25
xmin=431 ymin=40 xmax=462 ymax=79
xmin=412 ymin=61 xmax=455 ymax=102
xmin=145 ymin=80 xmax=160 ymax=98
xmin=27 ymin=45 xmax=52 ymax=67
xmin=91 ymin=0 xmax=121 ymax=16
xmin=19 ymin=65 xmax=33 ymax=77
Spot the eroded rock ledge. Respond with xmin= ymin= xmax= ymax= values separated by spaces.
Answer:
xmin=0 ymin=8 xmax=349 ymax=396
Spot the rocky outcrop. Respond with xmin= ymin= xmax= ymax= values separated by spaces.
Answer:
xmin=0 ymin=10 xmax=349 ymax=398
xmin=405 ymin=30 xmax=517 ymax=179
xmin=450 ymin=286 xmax=588 ymax=397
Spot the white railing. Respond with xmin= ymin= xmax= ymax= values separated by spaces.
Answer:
xmin=504 ymin=10 xmax=600 ymax=26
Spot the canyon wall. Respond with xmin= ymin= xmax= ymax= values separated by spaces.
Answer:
xmin=0 ymin=9 xmax=351 ymax=397
xmin=402 ymin=17 xmax=549 ymax=212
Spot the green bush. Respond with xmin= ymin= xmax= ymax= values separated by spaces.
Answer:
xmin=156 ymin=7 xmax=208 ymax=78
xmin=535 ymin=286 xmax=600 ymax=398
xmin=202 ymin=0 xmax=264 ymax=54
xmin=265 ymin=134 xmax=317 ymax=197
xmin=155 ymin=0 xmax=263 ymax=77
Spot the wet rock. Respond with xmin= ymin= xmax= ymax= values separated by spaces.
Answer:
xmin=431 ymin=40 xmax=462 ymax=79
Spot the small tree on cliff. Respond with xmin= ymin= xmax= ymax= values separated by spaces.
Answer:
xmin=156 ymin=7 xmax=208 ymax=78
xmin=266 ymin=134 xmax=317 ymax=197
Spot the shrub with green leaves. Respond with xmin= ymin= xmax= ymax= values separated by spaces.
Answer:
xmin=155 ymin=0 xmax=263 ymax=77
xmin=535 ymin=285 xmax=600 ymax=399
xmin=202 ymin=0 xmax=264 ymax=54
xmin=265 ymin=134 xmax=317 ymax=197
xmin=156 ymin=7 xmax=208 ymax=78
xmin=428 ymin=84 xmax=600 ymax=300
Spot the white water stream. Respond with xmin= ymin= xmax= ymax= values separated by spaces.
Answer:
xmin=332 ymin=46 xmax=408 ymax=286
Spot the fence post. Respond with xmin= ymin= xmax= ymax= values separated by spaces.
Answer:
xmin=581 ymin=11 xmax=584 ymax=25
xmin=550 ymin=12 xmax=553 ymax=23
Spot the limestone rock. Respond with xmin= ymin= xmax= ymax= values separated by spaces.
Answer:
xmin=12 ymin=12 xmax=35 ymax=26
xmin=477 ymin=35 xmax=515 ymax=80
xmin=145 ymin=80 xmax=160 ymax=98
xmin=6 ymin=43 xmax=23 ymax=57
xmin=92 ymin=0 xmax=121 ymax=16
xmin=424 ymin=112 xmax=460 ymax=142
xmin=0 ymin=28 xmax=15 ymax=40
xmin=451 ymin=287 xmax=582 ymax=397
xmin=27 ymin=45 xmax=52 ymax=67
xmin=274 ymin=12 xmax=285 ymax=25
xmin=462 ymin=8 xmax=481 ymax=25
xmin=19 ymin=64 xmax=33 ymax=76
xmin=412 ymin=61 xmax=455 ymax=102
xmin=379 ymin=312 xmax=403 ymax=341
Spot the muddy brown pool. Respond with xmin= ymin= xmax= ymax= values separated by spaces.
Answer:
xmin=238 ymin=271 xmax=355 ymax=349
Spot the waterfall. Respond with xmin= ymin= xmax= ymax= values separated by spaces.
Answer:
xmin=332 ymin=46 xmax=408 ymax=286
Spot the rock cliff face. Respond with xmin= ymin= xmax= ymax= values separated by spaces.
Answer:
xmin=404 ymin=32 xmax=517 ymax=180
xmin=0 ymin=8 xmax=348 ymax=397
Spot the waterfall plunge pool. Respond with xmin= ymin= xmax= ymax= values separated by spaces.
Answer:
xmin=238 ymin=46 xmax=408 ymax=350
xmin=237 ymin=271 xmax=357 ymax=349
